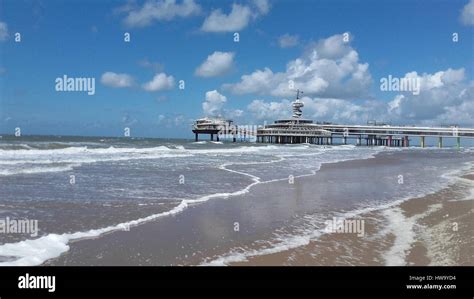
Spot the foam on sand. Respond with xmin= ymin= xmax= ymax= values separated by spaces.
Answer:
xmin=200 ymin=158 xmax=474 ymax=266
xmin=0 ymin=201 xmax=187 ymax=266
xmin=0 ymin=150 xmax=275 ymax=266
xmin=384 ymin=203 xmax=445 ymax=266
xmin=0 ymin=181 xmax=263 ymax=265
xmin=0 ymin=144 xmax=360 ymax=265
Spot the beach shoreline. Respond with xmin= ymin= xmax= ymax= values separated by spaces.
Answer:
xmin=40 ymin=149 xmax=473 ymax=266
xmin=228 ymin=174 xmax=473 ymax=266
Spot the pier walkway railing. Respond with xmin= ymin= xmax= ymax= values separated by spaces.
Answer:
xmin=318 ymin=124 xmax=474 ymax=138
xmin=256 ymin=124 xmax=474 ymax=147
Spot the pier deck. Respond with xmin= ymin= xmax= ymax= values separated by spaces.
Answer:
xmin=257 ymin=124 xmax=474 ymax=147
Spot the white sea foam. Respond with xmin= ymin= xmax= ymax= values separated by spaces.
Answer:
xmin=198 ymin=194 xmax=431 ymax=266
xmin=0 ymin=147 xmax=278 ymax=265
xmin=2 ymin=145 xmax=471 ymax=265
xmin=199 ymin=198 xmax=410 ymax=266
xmin=0 ymin=167 xmax=262 ymax=265
xmin=382 ymin=203 xmax=442 ymax=266
xmin=200 ymin=155 xmax=474 ymax=266
xmin=0 ymin=147 xmax=195 ymax=176
xmin=381 ymin=207 xmax=415 ymax=266
xmin=0 ymin=164 xmax=80 ymax=176
xmin=203 ymin=234 xmax=318 ymax=266
xmin=0 ymin=201 xmax=188 ymax=266
xmin=0 ymin=145 xmax=283 ymax=176
xmin=0 ymin=144 xmax=374 ymax=265
xmin=0 ymin=144 xmax=274 ymax=157
xmin=0 ymin=144 xmax=34 ymax=150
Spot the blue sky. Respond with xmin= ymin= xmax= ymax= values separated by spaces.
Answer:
xmin=0 ymin=0 xmax=473 ymax=138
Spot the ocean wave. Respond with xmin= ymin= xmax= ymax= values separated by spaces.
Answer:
xmin=0 ymin=201 xmax=188 ymax=266
xmin=460 ymin=147 xmax=474 ymax=153
xmin=0 ymin=144 xmax=280 ymax=156
xmin=0 ymin=145 xmax=286 ymax=176
xmin=0 ymin=155 xmax=267 ymax=266
xmin=0 ymin=143 xmax=318 ymax=265
xmin=0 ymin=164 xmax=80 ymax=176
xmin=0 ymin=145 xmax=172 ymax=155
xmin=0 ymin=144 xmax=34 ymax=150
xmin=3 ymin=144 xmax=466 ymax=265
xmin=199 ymin=158 xmax=474 ymax=266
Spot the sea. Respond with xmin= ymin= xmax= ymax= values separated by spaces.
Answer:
xmin=0 ymin=135 xmax=472 ymax=266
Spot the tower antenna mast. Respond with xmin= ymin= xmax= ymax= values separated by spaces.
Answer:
xmin=292 ymin=90 xmax=304 ymax=119
xmin=296 ymin=89 xmax=303 ymax=100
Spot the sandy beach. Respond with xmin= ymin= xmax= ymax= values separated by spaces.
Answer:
xmin=41 ymin=149 xmax=473 ymax=266
xmin=229 ymin=175 xmax=473 ymax=266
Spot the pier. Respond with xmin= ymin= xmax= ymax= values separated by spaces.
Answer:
xmin=256 ymin=90 xmax=474 ymax=147
xmin=192 ymin=117 xmax=254 ymax=142
xmin=308 ymin=124 xmax=474 ymax=147
xmin=192 ymin=117 xmax=231 ymax=142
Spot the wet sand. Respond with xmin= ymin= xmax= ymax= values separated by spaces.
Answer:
xmin=231 ymin=175 xmax=474 ymax=266
xmin=404 ymin=176 xmax=473 ymax=266
xmin=44 ymin=151 xmax=474 ymax=266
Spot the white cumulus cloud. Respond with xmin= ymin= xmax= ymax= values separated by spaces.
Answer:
xmin=247 ymin=99 xmax=292 ymax=120
xmin=195 ymin=51 xmax=235 ymax=78
xmin=201 ymin=0 xmax=270 ymax=32
xmin=246 ymin=67 xmax=474 ymax=126
xmin=224 ymin=33 xmax=371 ymax=99
xmin=143 ymin=73 xmax=175 ymax=91
xmin=247 ymin=97 xmax=382 ymax=124
xmin=386 ymin=68 xmax=474 ymax=125
xmin=252 ymin=0 xmax=271 ymax=15
xmin=122 ymin=0 xmax=201 ymax=28
xmin=278 ymin=34 xmax=299 ymax=48
xmin=225 ymin=67 xmax=282 ymax=95
xmin=100 ymin=72 xmax=134 ymax=88
xmin=461 ymin=0 xmax=474 ymax=26
xmin=201 ymin=4 xmax=252 ymax=32
xmin=203 ymin=90 xmax=227 ymax=116
xmin=303 ymin=97 xmax=383 ymax=124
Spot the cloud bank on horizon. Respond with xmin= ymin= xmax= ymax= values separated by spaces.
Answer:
xmin=0 ymin=0 xmax=473 ymax=137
